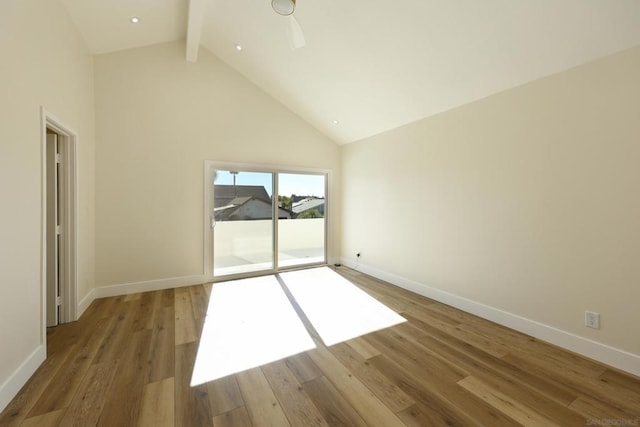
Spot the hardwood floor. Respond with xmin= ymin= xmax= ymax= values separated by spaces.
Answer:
xmin=2 ymin=266 xmax=639 ymax=426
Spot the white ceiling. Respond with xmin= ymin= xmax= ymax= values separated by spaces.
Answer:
xmin=61 ymin=0 xmax=640 ymax=144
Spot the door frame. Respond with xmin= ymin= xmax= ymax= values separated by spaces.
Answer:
xmin=203 ymin=160 xmax=331 ymax=281
xmin=40 ymin=108 xmax=78 ymax=340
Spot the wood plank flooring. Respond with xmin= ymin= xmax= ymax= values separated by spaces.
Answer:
xmin=2 ymin=266 xmax=639 ymax=426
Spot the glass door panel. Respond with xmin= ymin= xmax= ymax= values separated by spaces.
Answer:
xmin=277 ymin=173 xmax=326 ymax=268
xmin=213 ymin=170 xmax=274 ymax=277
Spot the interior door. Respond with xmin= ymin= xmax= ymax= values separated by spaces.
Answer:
xmin=46 ymin=133 xmax=60 ymax=327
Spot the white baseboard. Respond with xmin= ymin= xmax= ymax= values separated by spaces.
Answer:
xmin=0 ymin=345 xmax=46 ymax=413
xmin=77 ymin=288 xmax=95 ymax=319
xmin=340 ymin=258 xmax=640 ymax=377
xmin=94 ymin=275 xmax=213 ymax=299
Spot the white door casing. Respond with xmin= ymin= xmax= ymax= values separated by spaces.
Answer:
xmin=41 ymin=108 xmax=78 ymax=344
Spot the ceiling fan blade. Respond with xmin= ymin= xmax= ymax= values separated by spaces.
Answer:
xmin=286 ymin=15 xmax=306 ymax=50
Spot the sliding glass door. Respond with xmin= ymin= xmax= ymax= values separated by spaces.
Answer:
xmin=277 ymin=173 xmax=326 ymax=268
xmin=213 ymin=170 xmax=274 ymax=277
xmin=209 ymin=164 xmax=327 ymax=279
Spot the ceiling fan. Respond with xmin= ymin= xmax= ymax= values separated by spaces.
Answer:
xmin=271 ymin=0 xmax=306 ymax=49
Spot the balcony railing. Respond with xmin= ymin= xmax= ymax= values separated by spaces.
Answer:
xmin=214 ymin=218 xmax=325 ymax=275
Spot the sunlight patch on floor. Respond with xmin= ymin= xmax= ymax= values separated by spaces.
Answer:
xmin=190 ymin=275 xmax=315 ymax=386
xmin=280 ymin=267 xmax=406 ymax=346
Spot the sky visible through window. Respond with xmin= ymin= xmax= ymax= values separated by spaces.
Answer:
xmin=215 ymin=170 xmax=325 ymax=198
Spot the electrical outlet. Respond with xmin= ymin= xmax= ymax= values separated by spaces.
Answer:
xmin=585 ymin=311 xmax=600 ymax=329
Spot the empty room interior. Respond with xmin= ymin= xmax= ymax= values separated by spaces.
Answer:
xmin=1 ymin=0 xmax=640 ymax=425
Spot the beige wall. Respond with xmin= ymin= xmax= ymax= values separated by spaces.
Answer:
xmin=341 ymin=46 xmax=640 ymax=355
xmin=94 ymin=42 xmax=340 ymax=287
xmin=0 ymin=0 xmax=95 ymax=391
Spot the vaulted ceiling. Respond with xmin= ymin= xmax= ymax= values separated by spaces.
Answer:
xmin=61 ymin=0 xmax=640 ymax=144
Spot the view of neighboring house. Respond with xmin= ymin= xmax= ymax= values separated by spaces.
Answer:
xmin=214 ymin=185 xmax=293 ymax=220
xmin=214 ymin=185 xmax=270 ymax=208
xmin=292 ymin=197 xmax=325 ymax=217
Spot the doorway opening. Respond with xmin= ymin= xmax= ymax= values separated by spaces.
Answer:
xmin=41 ymin=109 xmax=78 ymax=338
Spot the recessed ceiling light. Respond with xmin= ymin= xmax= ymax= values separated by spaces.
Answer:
xmin=332 ymin=119 xmax=339 ymax=125
xmin=130 ymin=17 xmax=140 ymax=24
xmin=235 ymin=44 xmax=243 ymax=52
